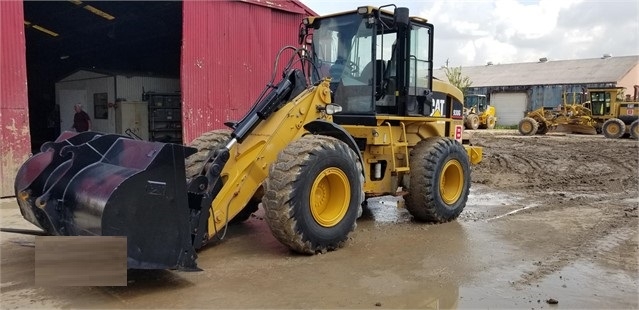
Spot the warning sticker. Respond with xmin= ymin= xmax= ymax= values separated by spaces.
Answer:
xmin=455 ymin=125 xmax=463 ymax=142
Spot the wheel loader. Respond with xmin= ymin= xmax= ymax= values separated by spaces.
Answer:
xmin=584 ymin=87 xmax=639 ymax=139
xmin=463 ymin=94 xmax=496 ymax=130
xmin=13 ymin=5 xmax=483 ymax=270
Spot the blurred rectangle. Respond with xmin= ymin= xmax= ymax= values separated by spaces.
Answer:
xmin=35 ymin=236 xmax=127 ymax=286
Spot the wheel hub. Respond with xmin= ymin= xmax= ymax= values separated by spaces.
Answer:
xmin=439 ymin=159 xmax=464 ymax=205
xmin=310 ymin=167 xmax=350 ymax=227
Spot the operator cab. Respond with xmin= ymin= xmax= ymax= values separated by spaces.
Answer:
xmin=464 ymin=94 xmax=487 ymax=112
xmin=302 ymin=6 xmax=438 ymax=125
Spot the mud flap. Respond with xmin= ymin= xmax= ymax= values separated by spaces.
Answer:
xmin=14 ymin=132 xmax=199 ymax=270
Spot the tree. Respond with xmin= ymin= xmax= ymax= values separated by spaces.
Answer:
xmin=444 ymin=65 xmax=472 ymax=95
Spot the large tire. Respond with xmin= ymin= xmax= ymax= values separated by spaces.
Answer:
xmin=486 ymin=116 xmax=496 ymax=129
xmin=518 ymin=117 xmax=539 ymax=136
xmin=629 ymin=119 xmax=639 ymax=139
xmin=465 ymin=114 xmax=480 ymax=130
xmin=602 ymin=118 xmax=625 ymax=139
xmin=263 ymin=135 xmax=364 ymax=254
xmin=185 ymin=129 xmax=258 ymax=226
xmin=405 ymin=138 xmax=471 ymax=223
xmin=185 ymin=129 xmax=232 ymax=178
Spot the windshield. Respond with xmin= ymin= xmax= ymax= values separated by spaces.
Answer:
xmin=308 ymin=11 xmax=433 ymax=116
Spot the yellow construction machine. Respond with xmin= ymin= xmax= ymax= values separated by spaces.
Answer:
xmin=13 ymin=5 xmax=482 ymax=270
xmin=463 ymin=94 xmax=496 ymax=130
xmin=518 ymin=91 xmax=597 ymax=136
xmin=585 ymin=87 xmax=639 ymax=139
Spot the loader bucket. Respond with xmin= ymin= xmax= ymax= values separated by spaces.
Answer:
xmin=14 ymin=132 xmax=199 ymax=270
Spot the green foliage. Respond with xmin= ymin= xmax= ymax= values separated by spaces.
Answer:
xmin=444 ymin=65 xmax=472 ymax=94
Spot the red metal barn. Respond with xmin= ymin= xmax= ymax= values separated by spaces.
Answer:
xmin=0 ymin=0 xmax=315 ymax=198
xmin=181 ymin=0 xmax=316 ymax=143
xmin=0 ymin=1 xmax=30 ymax=198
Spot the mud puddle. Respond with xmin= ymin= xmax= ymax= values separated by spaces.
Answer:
xmin=458 ymin=259 xmax=638 ymax=309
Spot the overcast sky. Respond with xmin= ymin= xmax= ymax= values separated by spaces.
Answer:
xmin=298 ymin=0 xmax=639 ymax=68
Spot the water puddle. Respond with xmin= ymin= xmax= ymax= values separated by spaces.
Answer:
xmin=458 ymin=260 xmax=638 ymax=309
xmin=362 ymin=196 xmax=411 ymax=224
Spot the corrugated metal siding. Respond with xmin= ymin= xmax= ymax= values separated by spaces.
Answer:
xmin=181 ymin=1 xmax=309 ymax=144
xmin=0 ymin=1 xmax=30 ymax=197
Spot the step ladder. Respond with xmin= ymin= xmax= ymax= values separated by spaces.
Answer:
xmin=386 ymin=122 xmax=410 ymax=173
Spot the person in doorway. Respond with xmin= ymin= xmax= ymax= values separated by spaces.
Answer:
xmin=72 ymin=103 xmax=91 ymax=132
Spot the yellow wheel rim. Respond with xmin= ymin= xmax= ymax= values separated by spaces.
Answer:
xmin=607 ymin=123 xmax=620 ymax=135
xmin=310 ymin=167 xmax=350 ymax=227
xmin=439 ymin=159 xmax=464 ymax=205
xmin=521 ymin=121 xmax=532 ymax=133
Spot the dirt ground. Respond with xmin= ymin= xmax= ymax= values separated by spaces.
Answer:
xmin=1 ymin=129 xmax=638 ymax=309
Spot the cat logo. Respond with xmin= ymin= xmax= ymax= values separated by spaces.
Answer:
xmin=430 ymin=98 xmax=445 ymax=117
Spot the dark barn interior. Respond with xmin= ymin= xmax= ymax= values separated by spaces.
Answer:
xmin=23 ymin=1 xmax=182 ymax=151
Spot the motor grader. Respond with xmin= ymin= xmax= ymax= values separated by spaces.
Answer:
xmin=463 ymin=94 xmax=496 ymax=130
xmin=518 ymin=91 xmax=597 ymax=136
xmin=584 ymin=87 xmax=639 ymax=139
xmin=13 ymin=5 xmax=482 ymax=270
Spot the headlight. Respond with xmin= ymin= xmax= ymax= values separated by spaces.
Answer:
xmin=325 ymin=104 xmax=343 ymax=115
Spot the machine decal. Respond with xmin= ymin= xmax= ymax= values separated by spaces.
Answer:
xmin=430 ymin=98 xmax=445 ymax=117
xmin=455 ymin=125 xmax=463 ymax=141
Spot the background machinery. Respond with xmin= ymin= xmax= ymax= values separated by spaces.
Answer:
xmin=13 ymin=5 xmax=482 ymax=270
xmin=518 ymin=91 xmax=597 ymax=136
xmin=463 ymin=94 xmax=496 ymax=130
xmin=585 ymin=87 xmax=639 ymax=139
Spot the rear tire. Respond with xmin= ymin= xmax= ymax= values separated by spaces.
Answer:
xmin=602 ymin=118 xmax=625 ymax=139
xmin=405 ymin=138 xmax=471 ymax=222
xmin=465 ymin=114 xmax=480 ymax=130
xmin=630 ymin=119 xmax=639 ymax=139
xmin=263 ymin=135 xmax=364 ymax=254
xmin=518 ymin=117 xmax=538 ymax=136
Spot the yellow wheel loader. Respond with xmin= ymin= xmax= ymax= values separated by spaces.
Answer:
xmin=13 ymin=5 xmax=483 ymax=270
xmin=585 ymin=87 xmax=639 ymax=139
xmin=463 ymin=94 xmax=496 ymax=130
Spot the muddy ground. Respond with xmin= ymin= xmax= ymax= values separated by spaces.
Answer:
xmin=1 ymin=129 xmax=638 ymax=309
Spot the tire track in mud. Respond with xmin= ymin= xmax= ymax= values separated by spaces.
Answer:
xmin=469 ymin=131 xmax=638 ymax=194
xmin=512 ymin=208 xmax=638 ymax=288
xmin=466 ymin=130 xmax=639 ymax=289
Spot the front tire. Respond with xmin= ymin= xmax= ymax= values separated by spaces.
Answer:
xmin=405 ymin=138 xmax=471 ymax=222
xmin=602 ymin=118 xmax=625 ymax=139
xmin=518 ymin=117 xmax=539 ymax=136
xmin=263 ymin=135 xmax=364 ymax=254
xmin=486 ymin=116 xmax=496 ymax=129
xmin=185 ymin=130 xmax=259 ymax=230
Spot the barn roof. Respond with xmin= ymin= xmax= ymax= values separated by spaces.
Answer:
xmin=434 ymin=55 xmax=639 ymax=87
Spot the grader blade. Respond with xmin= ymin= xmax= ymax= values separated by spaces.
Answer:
xmin=555 ymin=124 xmax=598 ymax=135
xmin=14 ymin=133 xmax=200 ymax=270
